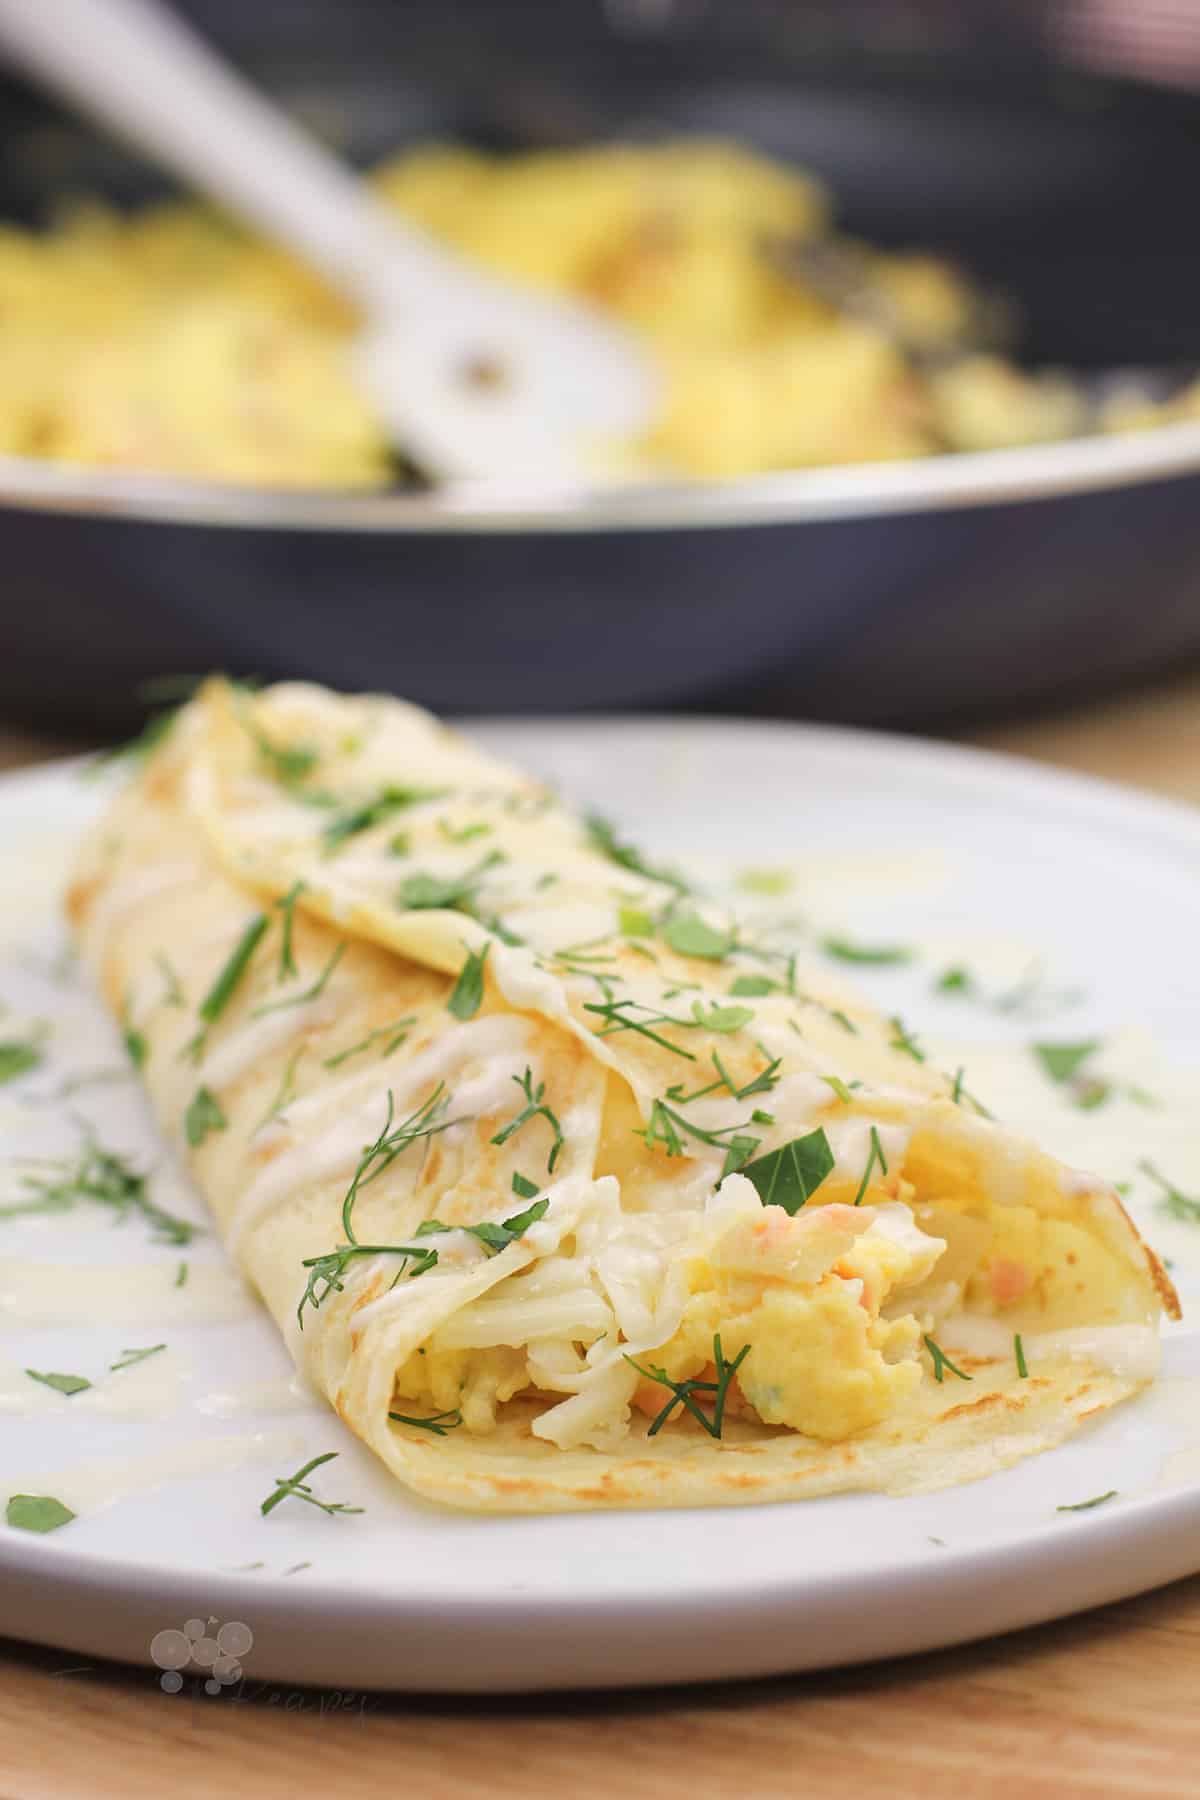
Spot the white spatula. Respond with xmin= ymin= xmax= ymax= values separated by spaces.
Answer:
xmin=0 ymin=0 xmax=657 ymax=486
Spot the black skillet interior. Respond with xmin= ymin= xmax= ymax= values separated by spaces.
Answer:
xmin=2 ymin=0 xmax=1200 ymax=737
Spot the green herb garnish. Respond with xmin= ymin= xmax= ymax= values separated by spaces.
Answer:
xmin=185 ymin=1086 xmax=226 ymax=1148
xmin=1140 ymin=1158 xmax=1200 ymax=1223
xmin=323 ymin=1017 xmax=415 ymax=1069
xmin=447 ymin=941 xmax=490 ymax=1020
xmin=187 ymin=912 xmax=269 ymax=1055
xmin=853 ymin=1125 xmax=888 ymax=1206
xmin=618 ymin=907 xmax=654 ymax=939
xmin=324 ymin=786 xmax=443 ymax=855
xmin=582 ymin=997 xmax=697 ymax=1061
xmin=274 ymin=881 xmax=305 ymax=980
xmin=1057 ymin=1491 xmax=1117 ymax=1513
xmin=396 ymin=852 xmax=503 ymax=913
xmin=689 ymin=1001 xmax=754 ymax=1034
xmin=491 ymin=1068 xmax=565 ymax=1173
xmin=297 ymin=1086 xmax=455 ymax=1325
xmin=889 ymin=1017 xmax=926 ymax=1062
xmin=584 ymin=815 xmax=689 ymax=894
xmin=154 ymin=951 xmax=185 ymax=1008
xmin=438 ymin=819 xmax=490 ymax=845
xmin=935 ymin=965 xmax=974 ymax=994
xmin=110 ymin=1344 xmax=166 ymax=1372
xmin=387 ymin=1408 xmax=463 ymax=1436
xmin=175 ymin=1261 xmax=189 ymax=1287
xmin=822 ymin=937 xmax=912 ymax=966
xmin=663 ymin=913 xmax=734 ymax=962
xmin=260 ymin=1452 xmax=363 ymax=1518
xmin=252 ymin=942 xmax=345 ymax=1019
xmin=1 ymin=1136 xmax=196 ymax=1244
xmin=729 ymin=975 xmax=776 ymax=997
xmin=460 ymin=1196 xmax=549 ymax=1254
xmin=0 ymin=1039 xmax=43 ymax=1084
xmin=25 ymin=1369 xmax=90 ymax=1397
xmin=511 ymin=1172 xmax=540 ymax=1200
xmin=6 ymin=1494 xmax=75 ymax=1533
xmin=1014 ymin=1333 xmax=1028 ymax=1379
xmin=923 ymin=1335 xmax=972 ymax=1383
xmin=741 ymin=1129 xmax=835 ymax=1214
xmin=1034 ymin=1041 xmax=1099 ymax=1084
xmin=623 ymin=1333 xmax=749 ymax=1438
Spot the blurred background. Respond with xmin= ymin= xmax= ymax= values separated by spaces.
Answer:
xmin=1 ymin=0 xmax=1200 ymax=740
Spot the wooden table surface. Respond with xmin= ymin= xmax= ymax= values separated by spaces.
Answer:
xmin=4 ymin=672 xmax=1200 ymax=1800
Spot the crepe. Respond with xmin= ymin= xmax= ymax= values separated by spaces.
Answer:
xmin=66 ymin=680 xmax=1178 ymax=1512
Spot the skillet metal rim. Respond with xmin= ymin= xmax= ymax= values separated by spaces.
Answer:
xmin=0 ymin=415 xmax=1199 ymax=535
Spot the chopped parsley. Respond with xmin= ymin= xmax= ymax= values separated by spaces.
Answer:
xmin=322 ymin=1017 xmax=415 ymax=1069
xmin=324 ymin=786 xmax=443 ymax=855
xmin=662 ymin=913 xmax=734 ymax=962
xmin=935 ymin=966 xmax=973 ymax=994
xmin=949 ymin=1066 xmax=994 ymax=1118
xmin=446 ymin=941 xmax=490 ymax=1020
xmin=25 ymin=1369 xmax=90 ymax=1397
xmin=736 ymin=868 xmax=793 ymax=897
xmin=297 ymin=1086 xmax=455 ymax=1325
xmin=853 ymin=1126 xmax=888 ymax=1206
xmin=260 ymin=1452 xmax=363 ymax=1518
xmin=1033 ymin=1040 xmax=1099 ymax=1085
xmin=491 ymin=1068 xmax=565 ymax=1173
xmin=1057 ymin=1491 xmax=1117 ymax=1513
xmin=251 ymin=942 xmax=345 ymax=1019
xmin=254 ymin=1045 xmax=305 ymax=1133
xmin=438 ymin=819 xmax=490 ymax=845
xmin=274 ymin=882 xmax=305 ymax=980
xmin=185 ymin=1086 xmax=227 ymax=1148
xmin=175 ymin=1261 xmax=189 ymax=1288
xmin=1 ymin=1136 xmax=196 ymax=1244
xmin=187 ymin=912 xmax=269 ymax=1055
xmin=889 ymin=1017 xmax=926 ymax=1062
xmin=729 ymin=975 xmax=776 ymax=998
xmin=618 ymin=907 xmax=654 ymax=939
xmin=820 ymin=1074 xmax=855 ymax=1104
xmin=1140 ymin=1158 xmax=1200 ymax=1224
xmin=0 ymin=1038 xmax=44 ymax=1085
xmin=154 ymin=951 xmax=185 ymax=1009
xmin=689 ymin=1001 xmax=754 ymax=1034
xmin=741 ymin=1129 xmax=835 ymax=1214
xmin=584 ymin=815 xmax=689 ymax=893
xmin=110 ymin=1344 xmax=166 ymax=1372
xmin=923 ymin=1335 xmax=972 ymax=1383
xmin=624 ymin=1333 xmax=749 ymax=1438
xmin=822 ymin=937 xmax=913 ymax=966
xmin=6 ymin=1494 xmax=75 ymax=1533
xmin=511 ymin=1171 xmax=540 ymax=1200
xmin=388 ymin=1408 xmax=463 ymax=1436
xmin=582 ymin=997 xmax=696 ymax=1060
xmin=1014 ymin=1333 xmax=1028 ymax=1379
xmin=396 ymin=852 xmax=503 ymax=913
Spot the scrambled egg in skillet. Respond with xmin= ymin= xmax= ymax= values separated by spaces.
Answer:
xmin=4 ymin=134 xmax=1174 ymax=491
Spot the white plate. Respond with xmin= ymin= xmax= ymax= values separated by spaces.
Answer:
xmin=2 ymin=719 xmax=1200 ymax=1696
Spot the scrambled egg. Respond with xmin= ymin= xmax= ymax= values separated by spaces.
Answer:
xmin=636 ymin=1199 xmax=943 ymax=1440
xmin=0 ymin=137 xmax=1134 ymax=489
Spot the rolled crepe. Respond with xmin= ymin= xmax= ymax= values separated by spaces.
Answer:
xmin=67 ymin=680 xmax=1177 ymax=1512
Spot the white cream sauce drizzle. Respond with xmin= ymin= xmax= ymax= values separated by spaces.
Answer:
xmin=0 ymin=1350 xmax=182 ymax=1417
xmin=1 ymin=1428 xmax=304 ymax=1520
xmin=0 ymin=1260 xmax=253 ymax=1327
xmin=199 ymin=992 xmax=340 ymax=1092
